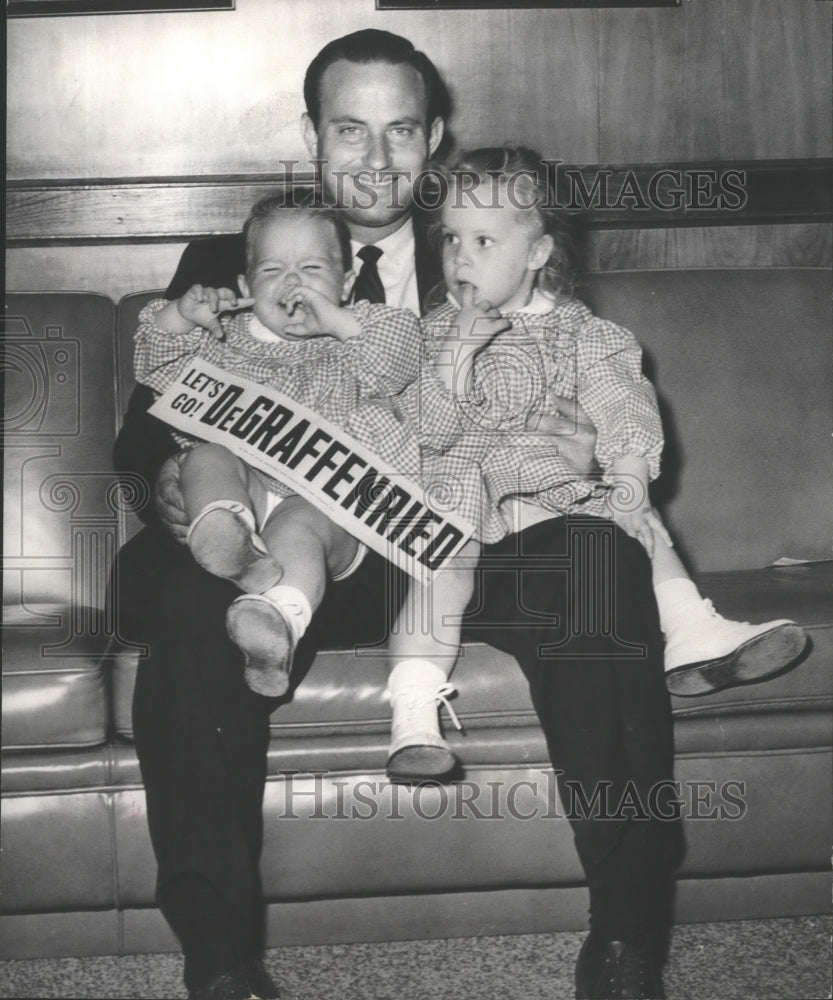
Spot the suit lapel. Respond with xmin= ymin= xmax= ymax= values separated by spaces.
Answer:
xmin=413 ymin=207 xmax=443 ymax=316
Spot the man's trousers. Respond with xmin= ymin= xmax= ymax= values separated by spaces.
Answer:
xmin=117 ymin=515 xmax=682 ymax=989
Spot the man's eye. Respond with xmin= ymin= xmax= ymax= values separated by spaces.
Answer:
xmin=338 ymin=125 xmax=364 ymax=139
xmin=390 ymin=126 xmax=414 ymax=138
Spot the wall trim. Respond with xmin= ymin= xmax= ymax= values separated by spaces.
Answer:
xmin=6 ymin=160 xmax=831 ymax=247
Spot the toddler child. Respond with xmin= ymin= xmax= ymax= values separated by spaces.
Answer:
xmin=384 ymin=145 xmax=807 ymax=781
xmin=133 ymin=197 xmax=436 ymax=699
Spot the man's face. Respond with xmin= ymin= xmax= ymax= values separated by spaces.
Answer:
xmin=238 ymin=213 xmax=353 ymax=338
xmin=440 ymin=187 xmax=550 ymax=312
xmin=303 ymin=59 xmax=444 ymax=241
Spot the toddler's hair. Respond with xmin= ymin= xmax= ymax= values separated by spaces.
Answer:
xmin=243 ymin=196 xmax=353 ymax=274
xmin=442 ymin=144 xmax=577 ymax=299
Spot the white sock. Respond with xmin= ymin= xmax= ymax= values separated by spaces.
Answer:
xmin=387 ymin=658 xmax=448 ymax=696
xmin=654 ymin=576 xmax=708 ymax=637
xmin=260 ymin=584 xmax=312 ymax=646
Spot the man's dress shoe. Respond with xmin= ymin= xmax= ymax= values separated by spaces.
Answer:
xmin=575 ymin=935 xmax=666 ymax=999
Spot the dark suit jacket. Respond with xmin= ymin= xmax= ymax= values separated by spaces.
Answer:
xmin=113 ymin=209 xmax=442 ymax=522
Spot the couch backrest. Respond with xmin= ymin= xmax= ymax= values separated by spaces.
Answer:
xmin=582 ymin=269 xmax=832 ymax=572
xmin=114 ymin=290 xmax=161 ymax=425
xmin=4 ymin=293 xmax=120 ymax=611
xmin=113 ymin=271 xmax=833 ymax=572
xmin=4 ymin=269 xmax=830 ymax=620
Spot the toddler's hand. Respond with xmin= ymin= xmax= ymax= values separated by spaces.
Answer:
xmin=454 ymin=284 xmax=511 ymax=343
xmin=613 ymin=503 xmax=672 ymax=557
xmin=434 ymin=285 xmax=511 ymax=397
xmin=280 ymin=285 xmax=359 ymax=341
xmin=176 ymin=285 xmax=255 ymax=340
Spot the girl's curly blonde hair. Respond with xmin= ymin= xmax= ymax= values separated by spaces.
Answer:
xmin=436 ymin=143 xmax=577 ymax=301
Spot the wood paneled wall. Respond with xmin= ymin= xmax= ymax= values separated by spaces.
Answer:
xmin=8 ymin=0 xmax=830 ymax=177
xmin=6 ymin=0 xmax=832 ymax=296
xmin=7 ymin=223 xmax=830 ymax=305
xmin=594 ymin=2 xmax=830 ymax=161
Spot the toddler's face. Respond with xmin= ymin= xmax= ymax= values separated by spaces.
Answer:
xmin=240 ymin=215 xmax=352 ymax=337
xmin=440 ymin=185 xmax=546 ymax=312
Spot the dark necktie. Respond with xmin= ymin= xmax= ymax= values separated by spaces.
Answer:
xmin=352 ymin=245 xmax=386 ymax=304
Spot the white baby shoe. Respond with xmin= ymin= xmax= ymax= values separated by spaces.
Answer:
xmin=386 ymin=660 xmax=462 ymax=782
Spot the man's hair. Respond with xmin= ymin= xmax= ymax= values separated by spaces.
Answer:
xmin=243 ymin=195 xmax=353 ymax=273
xmin=303 ymin=29 xmax=452 ymax=130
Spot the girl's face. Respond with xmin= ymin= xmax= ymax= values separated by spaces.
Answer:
xmin=440 ymin=184 xmax=552 ymax=312
xmin=239 ymin=214 xmax=353 ymax=337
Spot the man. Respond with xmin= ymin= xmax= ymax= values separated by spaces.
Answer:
xmin=113 ymin=30 xmax=681 ymax=1000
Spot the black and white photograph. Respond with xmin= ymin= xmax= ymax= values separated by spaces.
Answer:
xmin=3 ymin=1 xmax=832 ymax=998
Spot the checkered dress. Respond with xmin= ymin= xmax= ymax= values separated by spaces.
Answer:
xmin=413 ymin=298 xmax=664 ymax=543
xmin=134 ymin=299 xmax=425 ymax=497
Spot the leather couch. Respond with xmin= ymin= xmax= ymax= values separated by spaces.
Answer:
xmin=3 ymin=268 xmax=831 ymax=960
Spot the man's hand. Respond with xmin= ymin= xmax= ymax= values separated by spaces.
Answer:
xmin=154 ymin=452 xmax=190 ymax=543
xmin=526 ymin=395 xmax=599 ymax=477
xmin=175 ymin=285 xmax=255 ymax=340
xmin=280 ymin=285 xmax=360 ymax=341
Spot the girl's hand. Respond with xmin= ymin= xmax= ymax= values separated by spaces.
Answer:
xmin=454 ymin=283 xmax=511 ymax=343
xmin=280 ymin=285 xmax=360 ymax=341
xmin=613 ymin=503 xmax=672 ymax=557
xmin=176 ymin=285 xmax=255 ymax=340
xmin=437 ymin=285 xmax=512 ymax=396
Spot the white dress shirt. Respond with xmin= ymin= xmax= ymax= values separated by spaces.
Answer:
xmin=351 ymin=219 xmax=420 ymax=315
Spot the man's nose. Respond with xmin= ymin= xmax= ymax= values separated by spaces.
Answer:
xmin=363 ymin=132 xmax=392 ymax=171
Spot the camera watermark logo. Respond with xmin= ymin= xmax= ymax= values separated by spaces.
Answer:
xmin=3 ymin=310 xmax=148 ymax=652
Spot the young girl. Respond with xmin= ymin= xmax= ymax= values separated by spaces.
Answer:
xmin=385 ymin=144 xmax=807 ymax=781
xmin=134 ymin=197 xmax=435 ymax=698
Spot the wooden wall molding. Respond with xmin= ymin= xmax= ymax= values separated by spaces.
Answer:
xmin=6 ymin=160 xmax=831 ymax=247
xmin=5 ymin=176 xmax=301 ymax=246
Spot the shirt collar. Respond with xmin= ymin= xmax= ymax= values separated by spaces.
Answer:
xmin=445 ymin=286 xmax=558 ymax=314
xmin=513 ymin=287 xmax=559 ymax=315
xmin=351 ymin=218 xmax=415 ymax=270
xmin=247 ymin=312 xmax=284 ymax=343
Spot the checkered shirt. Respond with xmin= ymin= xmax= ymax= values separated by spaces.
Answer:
xmin=413 ymin=298 xmax=664 ymax=543
xmin=134 ymin=299 xmax=425 ymax=497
